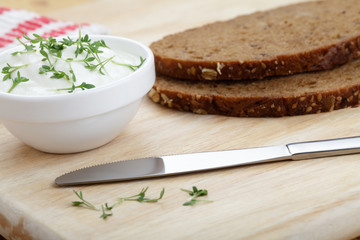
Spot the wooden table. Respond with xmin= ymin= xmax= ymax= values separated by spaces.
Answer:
xmin=1 ymin=0 xmax=360 ymax=239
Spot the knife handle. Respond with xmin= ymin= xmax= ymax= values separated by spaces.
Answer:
xmin=287 ymin=136 xmax=360 ymax=160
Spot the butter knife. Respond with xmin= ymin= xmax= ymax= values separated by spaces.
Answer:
xmin=55 ymin=136 xmax=360 ymax=186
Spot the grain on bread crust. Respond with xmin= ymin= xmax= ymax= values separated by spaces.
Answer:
xmin=148 ymin=59 xmax=360 ymax=117
xmin=150 ymin=0 xmax=360 ymax=81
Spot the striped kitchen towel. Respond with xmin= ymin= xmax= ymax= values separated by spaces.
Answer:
xmin=0 ymin=7 xmax=110 ymax=51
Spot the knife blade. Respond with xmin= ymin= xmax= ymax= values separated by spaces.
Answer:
xmin=55 ymin=136 xmax=360 ymax=186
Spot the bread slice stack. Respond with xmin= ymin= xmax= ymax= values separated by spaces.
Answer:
xmin=148 ymin=0 xmax=360 ymax=117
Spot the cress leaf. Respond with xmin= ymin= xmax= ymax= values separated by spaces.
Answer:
xmin=181 ymin=186 xmax=213 ymax=206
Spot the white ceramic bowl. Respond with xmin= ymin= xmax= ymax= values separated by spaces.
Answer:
xmin=0 ymin=35 xmax=155 ymax=153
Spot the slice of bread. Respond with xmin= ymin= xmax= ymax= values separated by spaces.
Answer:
xmin=148 ymin=59 xmax=360 ymax=117
xmin=150 ymin=0 xmax=360 ymax=81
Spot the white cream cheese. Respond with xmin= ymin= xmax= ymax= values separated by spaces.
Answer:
xmin=0 ymin=36 xmax=142 ymax=96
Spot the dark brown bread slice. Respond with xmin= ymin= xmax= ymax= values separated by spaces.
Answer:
xmin=148 ymin=59 xmax=360 ymax=117
xmin=150 ymin=0 xmax=360 ymax=81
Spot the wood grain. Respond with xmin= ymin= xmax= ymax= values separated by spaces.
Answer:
xmin=1 ymin=0 xmax=360 ymax=239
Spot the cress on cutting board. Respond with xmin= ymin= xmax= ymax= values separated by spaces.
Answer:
xmin=0 ymin=32 xmax=145 ymax=95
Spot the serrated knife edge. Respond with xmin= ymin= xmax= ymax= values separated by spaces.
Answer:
xmin=55 ymin=136 xmax=360 ymax=186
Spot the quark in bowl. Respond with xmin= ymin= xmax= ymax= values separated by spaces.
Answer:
xmin=0 ymin=34 xmax=155 ymax=153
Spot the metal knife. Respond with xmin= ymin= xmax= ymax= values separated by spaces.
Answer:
xmin=55 ymin=136 xmax=360 ymax=186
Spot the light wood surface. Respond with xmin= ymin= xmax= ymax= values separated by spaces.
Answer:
xmin=1 ymin=0 xmax=360 ymax=239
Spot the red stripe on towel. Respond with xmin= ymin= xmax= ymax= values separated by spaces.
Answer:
xmin=42 ymin=24 xmax=80 ymax=38
xmin=1 ymin=16 xmax=58 ymax=47
xmin=0 ymin=7 xmax=10 ymax=15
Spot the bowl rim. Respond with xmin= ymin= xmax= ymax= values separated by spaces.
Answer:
xmin=0 ymin=34 xmax=155 ymax=122
xmin=0 ymin=34 xmax=153 ymax=101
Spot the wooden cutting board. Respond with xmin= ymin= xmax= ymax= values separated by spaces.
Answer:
xmin=1 ymin=0 xmax=360 ymax=239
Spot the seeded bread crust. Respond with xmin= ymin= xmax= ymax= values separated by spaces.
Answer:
xmin=150 ymin=0 xmax=360 ymax=81
xmin=148 ymin=59 xmax=360 ymax=117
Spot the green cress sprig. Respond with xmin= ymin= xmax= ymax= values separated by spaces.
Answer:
xmin=105 ymin=187 xmax=165 ymax=210
xmin=181 ymin=186 xmax=213 ymax=206
xmin=71 ymin=186 xmax=215 ymax=220
xmin=72 ymin=190 xmax=99 ymax=210
xmin=11 ymin=37 xmax=36 ymax=55
xmin=72 ymin=187 xmax=165 ymax=219
xmin=57 ymin=82 xmax=95 ymax=93
xmin=72 ymin=190 xmax=112 ymax=219
xmin=2 ymin=63 xmax=29 ymax=81
xmin=7 ymin=71 xmax=29 ymax=93
xmin=24 ymin=34 xmax=76 ymax=82
xmin=112 ymin=56 xmax=146 ymax=71
xmin=63 ymin=31 xmax=112 ymax=75
xmin=1 ymin=63 xmax=30 ymax=93
xmin=2 ymin=32 xmax=146 ymax=94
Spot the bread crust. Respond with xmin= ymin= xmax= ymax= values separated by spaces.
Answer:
xmin=150 ymin=0 xmax=360 ymax=81
xmin=148 ymin=59 xmax=360 ymax=117
xmin=154 ymin=37 xmax=360 ymax=81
